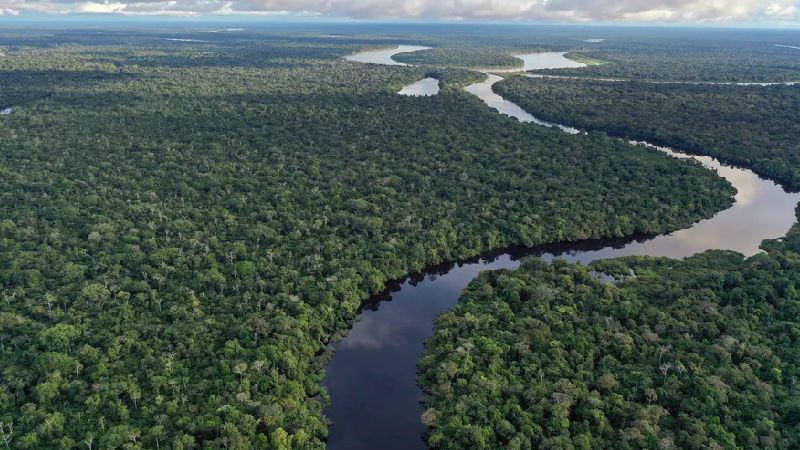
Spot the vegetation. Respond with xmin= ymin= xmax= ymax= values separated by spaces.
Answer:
xmin=563 ymin=53 xmax=607 ymax=66
xmin=393 ymin=46 xmax=528 ymax=69
xmin=0 ymin=31 xmax=734 ymax=449
xmin=534 ymin=41 xmax=800 ymax=82
xmin=495 ymin=76 xmax=800 ymax=189
xmin=420 ymin=226 xmax=800 ymax=449
xmin=419 ymin=28 xmax=800 ymax=450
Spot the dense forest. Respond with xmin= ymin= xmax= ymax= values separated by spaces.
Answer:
xmin=533 ymin=42 xmax=800 ymax=82
xmin=494 ymin=76 xmax=800 ymax=190
xmin=420 ymin=224 xmax=800 ymax=449
xmin=392 ymin=46 xmax=528 ymax=69
xmin=0 ymin=29 xmax=736 ymax=449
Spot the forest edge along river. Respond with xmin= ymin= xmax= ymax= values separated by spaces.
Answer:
xmin=326 ymin=46 xmax=800 ymax=450
xmin=327 ymin=44 xmax=800 ymax=450
xmin=398 ymin=77 xmax=440 ymax=97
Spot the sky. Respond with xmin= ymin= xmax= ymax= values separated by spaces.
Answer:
xmin=0 ymin=0 xmax=799 ymax=26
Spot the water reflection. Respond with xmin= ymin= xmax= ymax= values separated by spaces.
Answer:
xmin=472 ymin=51 xmax=587 ymax=73
xmin=344 ymin=45 xmax=431 ymax=66
xmin=398 ymin=77 xmax=440 ymax=96
xmin=465 ymin=74 xmax=581 ymax=133
xmin=465 ymin=52 xmax=585 ymax=133
xmin=516 ymin=51 xmax=587 ymax=71
xmin=325 ymin=253 xmax=518 ymax=450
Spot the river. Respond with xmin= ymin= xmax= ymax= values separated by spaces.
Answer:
xmin=344 ymin=45 xmax=432 ymax=66
xmin=526 ymin=72 xmax=800 ymax=86
xmin=398 ymin=77 xmax=440 ymax=96
xmin=325 ymin=47 xmax=800 ymax=450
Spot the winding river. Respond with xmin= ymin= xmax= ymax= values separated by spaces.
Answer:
xmin=525 ymin=72 xmax=800 ymax=86
xmin=327 ymin=47 xmax=800 ymax=450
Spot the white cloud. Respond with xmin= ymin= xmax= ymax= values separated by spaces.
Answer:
xmin=0 ymin=0 xmax=798 ymax=22
xmin=77 ymin=1 xmax=126 ymax=13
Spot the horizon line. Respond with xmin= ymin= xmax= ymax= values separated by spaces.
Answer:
xmin=0 ymin=14 xmax=799 ymax=31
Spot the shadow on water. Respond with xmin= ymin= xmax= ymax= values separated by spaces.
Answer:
xmin=360 ymin=231 xmax=655 ymax=313
xmin=322 ymin=231 xmax=672 ymax=450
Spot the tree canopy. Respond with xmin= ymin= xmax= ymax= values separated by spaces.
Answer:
xmin=0 ymin=29 xmax=735 ymax=448
xmin=495 ymin=76 xmax=800 ymax=190
xmin=420 ymin=226 xmax=800 ymax=449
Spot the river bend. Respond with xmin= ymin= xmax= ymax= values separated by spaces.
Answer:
xmin=325 ymin=46 xmax=800 ymax=450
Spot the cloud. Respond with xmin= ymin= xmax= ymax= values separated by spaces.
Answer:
xmin=0 ymin=0 xmax=798 ymax=23
xmin=77 ymin=1 xmax=125 ymax=13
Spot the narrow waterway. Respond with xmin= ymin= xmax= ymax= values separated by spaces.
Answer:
xmin=773 ymin=43 xmax=800 ymax=50
xmin=326 ymin=47 xmax=800 ymax=450
xmin=465 ymin=73 xmax=580 ymax=133
xmin=463 ymin=52 xmax=586 ymax=133
xmin=525 ymin=72 xmax=800 ymax=86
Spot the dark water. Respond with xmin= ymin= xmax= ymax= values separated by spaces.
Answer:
xmin=325 ymin=48 xmax=800 ymax=450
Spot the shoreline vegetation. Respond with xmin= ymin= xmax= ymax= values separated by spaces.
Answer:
xmin=419 ymin=34 xmax=800 ymax=450
xmin=420 ymin=223 xmax=800 ymax=449
xmin=392 ymin=47 xmax=528 ymax=69
xmin=562 ymin=52 xmax=608 ymax=66
xmin=494 ymin=75 xmax=800 ymax=190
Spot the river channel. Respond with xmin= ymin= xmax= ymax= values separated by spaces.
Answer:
xmin=327 ymin=46 xmax=800 ymax=450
